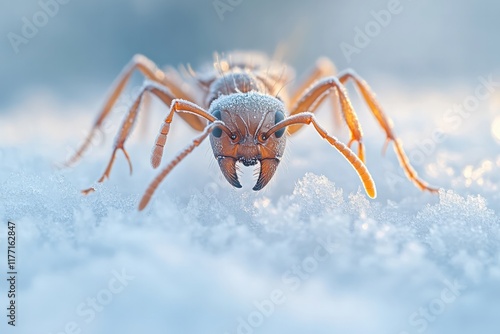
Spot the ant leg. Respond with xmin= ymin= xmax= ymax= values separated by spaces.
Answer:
xmin=82 ymin=84 xmax=217 ymax=194
xmin=150 ymin=98 xmax=219 ymax=169
xmin=65 ymin=54 xmax=204 ymax=167
xmin=138 ymin=121 xmax=225 ymax=210
xmin=288 ymin=76 xmax=366 ymax=163
xmin=288 ymin=57 xmax=342 ymax=131
xmin=264 ymin=112 xmax=376 ymax=198
xmin=338 ymin=69 xmax=438 ymax=193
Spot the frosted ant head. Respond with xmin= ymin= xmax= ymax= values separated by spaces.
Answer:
xmin=209 ymin=92 xmax=287 ymax=190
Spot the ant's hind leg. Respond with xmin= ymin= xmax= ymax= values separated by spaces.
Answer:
xmin=338 ymin=69 xmax=438 ymax=193
xmin=65 ymin=55 xmax=205 ymax=167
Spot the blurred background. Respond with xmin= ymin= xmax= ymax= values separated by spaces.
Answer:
xmin=1 ymin=0 xmax=500 ymax=109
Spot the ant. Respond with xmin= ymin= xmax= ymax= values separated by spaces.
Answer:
xmin=65 ymin=51 xmax=437 ymax=210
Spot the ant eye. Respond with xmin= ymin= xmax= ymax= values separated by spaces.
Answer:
xmin=212 ymin=109 xmax=222 ymax=138
xmin=274 ymin=111 xmax=285 ymax=138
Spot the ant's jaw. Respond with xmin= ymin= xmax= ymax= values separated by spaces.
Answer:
xmin=217 ymin=156 xmax=242 ymax=188
xmin=253 ymin=158 xmax=280 ymax=191
xmin=217 ymin=156 xmax=280 ymax=191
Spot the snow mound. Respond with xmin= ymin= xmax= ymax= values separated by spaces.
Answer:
xmin=1 ymin=88 xmax=500 ymax=334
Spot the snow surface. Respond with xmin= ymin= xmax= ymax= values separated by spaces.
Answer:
xmin=1 ymin=83 xmax=500 ymax=334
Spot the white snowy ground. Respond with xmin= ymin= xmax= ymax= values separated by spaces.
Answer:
xmin=1 ymin=80 xmax=500 ymax=334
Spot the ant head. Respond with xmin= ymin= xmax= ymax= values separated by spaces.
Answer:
xmin=208 ymin=92 xmax=287 ymax=190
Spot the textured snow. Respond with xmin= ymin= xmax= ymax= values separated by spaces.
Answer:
xmin=1 ymin=84 xmax=499 ymax=334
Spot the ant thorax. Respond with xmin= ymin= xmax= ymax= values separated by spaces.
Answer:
xmin=196 ymin=52 xmax=293 ymax=108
